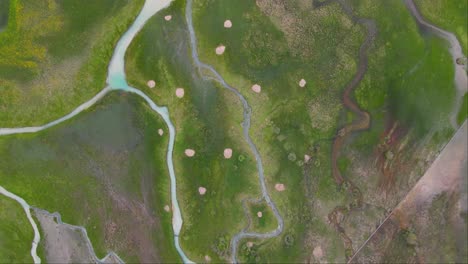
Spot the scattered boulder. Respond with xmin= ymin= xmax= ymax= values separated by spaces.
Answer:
xmin=224 ymin=20 xmax=232 ymax=28
xmin=215 ymin=45 xmax=226 ymax=55
xmin=224 ymin=148 xmax=233 ymax=159
xmin=176 ymin=88 xmax=185 ymax=98
xmin=147 ymin=80 xmax=156 ymax=88
xmin=185 ymin=149 xmax=195 ymax=157
xmin=275 ymin=183 xmax=285 ymax=192
xmin=199 ymin=187 xmax=207 ymax=195
xmin=251 ymin=84 xmax=261 ymax=93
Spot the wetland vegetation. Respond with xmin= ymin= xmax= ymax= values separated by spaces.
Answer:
xmin=0 ymin=0 xmax=466 ymax=262
xmin=0 ymin=196 xmax=34 ymax=263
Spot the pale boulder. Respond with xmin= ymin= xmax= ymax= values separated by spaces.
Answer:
xmin=215 ymin=45 xmax=226 ymax=55
xmin=299 ymin=79 xmax=307 ymax=87
xmin=275 ymin=183 xmax=285 ymax=192
xmin=147 ymin=80 xmax=156 ymax=88
xmin=176 ymin=88 xmax=185 ymax=98
xmin=224 ymin=148 xmax=233 ymax=159
xmin=251 ymin=84 xmax=261 ymax=93
xmin=185 ymin=149 xmax=195 ymax=157
xmin=224 ymin=20 xmax=232 ymax=28
xmin=199 ymin=187 xmax=207 ymax=195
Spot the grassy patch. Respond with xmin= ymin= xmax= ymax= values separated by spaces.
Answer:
xmin=415 ymin=0 xmax=468 ymax=54
xmin=248 ymin=202 xmax=277 ymax=233
xmin=0 ymin=196 xmax=33 ymax=263
xmin=0 ymin=92 xmax=180 ymax=262
xmin=190 ymin=0 xmax=362 ymax=262
xmin=0 ymin=0 xmax=144 ymax=127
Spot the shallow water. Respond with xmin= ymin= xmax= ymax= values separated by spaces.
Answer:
xmin=404 ymin=0 xmax=468 ymax=128
xmin=106 ymin=0 xmax=193 ymax=263
xmin=0 ymin=0 xmax=8 ymax=33
xmin=107 ymin=0 xmax=174 ymax=90
xmin=185 ymin=0 xmax=284 ymax=262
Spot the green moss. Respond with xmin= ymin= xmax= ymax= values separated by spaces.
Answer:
xmin=0 ymin=93 xmax=180 ymax=262
xmin=0 ymin=196 xmax=34 ymax=263
xmin=188 ymin=0 xmax=363 ymax=262
xmin=249 ymin=202 xmax=277 ymax=233
xmin=0 ymin=0 xmax=144 ymax=127
xmin=125 ymin=1 xmax=260 ymax=261
xmin=415 ymin=0 xmax=468 ymax=54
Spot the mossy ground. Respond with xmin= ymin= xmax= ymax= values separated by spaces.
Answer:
xmin=126 ymin=1 xmax=261 ymax=261
xmin=0 ymin=196 xmax=33 ymax=263
xmin=415 ymin=0 xmax=467 ymax=54
xmin=0 ymin=0 xmax=464 ymax=262
xmin=187 ymin=0 xmax=462 ymax=262
xmin=0 ymin=93 xmax=180 ymax=262
xmin=0 ymin=0 xmax=144 ymax=127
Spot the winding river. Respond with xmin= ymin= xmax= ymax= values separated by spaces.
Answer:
xmin=0 ymin=187 xmax=41 ymax=264
xmin=1 ymin=0 xmax=465 ymax=263
xmin=0 ymin=0 xmax=194 ymax=263
xmin=185 ymin=1 xmax=284 ymax=263
xmin=404 ymin=0 xmax=467 ymax=129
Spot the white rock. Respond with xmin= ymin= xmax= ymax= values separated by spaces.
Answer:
xmin=185 ymin=149 xmax=195 ymax=157
xmin=275 ymin=183 xmax=286 ymax=192
xmin=147 ymin=80 xmax=156 ymax=88
xmin=199 ymin=187 xmax=207 ymax=195
xmin=224 ymin=20 xmax=232 ymax=28
xmin=299 ymin=79 xmax=307 ymax=87
xmin=215 ymin=45 xmax=226 ymax=55
xmin=251 ymin=84 xmax=261 ymax=93
xmin=176 ymin=88 xmax=185 ymax=98
xmin=224 ymin=148 xmax=233 ymax=159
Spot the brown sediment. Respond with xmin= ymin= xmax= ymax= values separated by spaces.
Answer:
xmin=375 ymin=120 xmax=409 ymax=192
xmin=327 ymin=181 xmax=363 ymax=260
xmin=327 ymin=0 xmax=377 ymax=260
xmin=330 ymin=4 xmax=376 ymax=185
xmin=348 ymin=122 xmax=467 ymax=263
